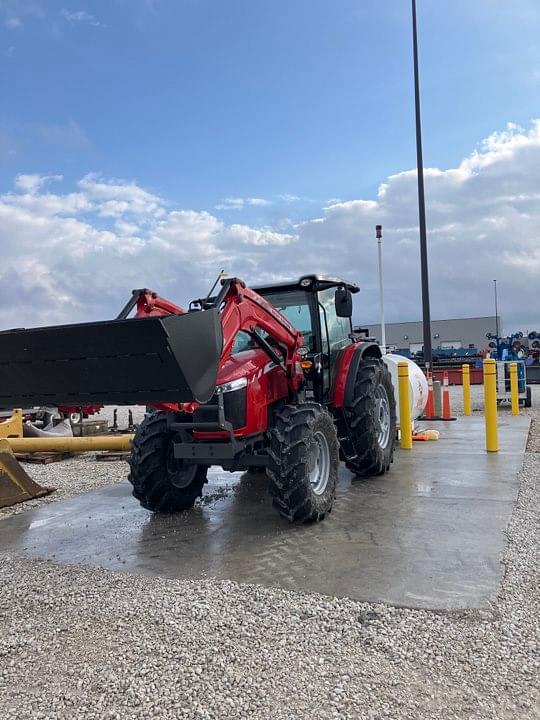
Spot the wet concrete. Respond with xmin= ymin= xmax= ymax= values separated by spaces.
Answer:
xmin=0 ymin=416 xmax=530 ymax=610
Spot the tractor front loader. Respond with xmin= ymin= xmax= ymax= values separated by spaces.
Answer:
xmin=0 ymin=275 xmax=396 ymax=522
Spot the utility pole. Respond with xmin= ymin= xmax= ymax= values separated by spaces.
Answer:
xmin=494 ymin=279 xmax=499 ymax=337
xmin=412 ymin=0 xmax=433 ymax=370
xmin=375 ymin=225 xmax=386 ymax=354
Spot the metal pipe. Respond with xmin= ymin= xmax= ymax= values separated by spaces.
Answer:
xmin=5 ymin=434 xmax=134 ymax=454
xmin=483 ymin=359 xmax=498 ymax=452
xmin=376 ymin=225 xmax=386 ymax=354
xmin=412 ymin=0 xmax=433 ymax=371
xmin=494 ymin=279 xmax=500 ymax=338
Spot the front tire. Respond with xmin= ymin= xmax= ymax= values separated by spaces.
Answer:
xmin=343 ymin=357 xmax=397 ymax=477
xmin=128 ymin=411 xmax=208 ymax=513
xmin=268 ymin=403 xmax=339 ymax=523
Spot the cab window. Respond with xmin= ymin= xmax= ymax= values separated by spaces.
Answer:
xmin=258 ymin=289 xmax=316 ymax=351
xmin=232 ymin=331 xmax=252 ymax=354
xmin=318 ymin=287 xmax=351 ymax=362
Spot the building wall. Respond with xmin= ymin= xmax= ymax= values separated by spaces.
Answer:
xmin=364 ymin=316 xmax=499 ymax=352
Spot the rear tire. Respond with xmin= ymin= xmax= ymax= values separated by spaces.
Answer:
xmin=128 ymin=411 xmax=208 ymax=513
xmin=343 ymin=357 xmax=396 ymax=478
xmin=525 ymin=385 xmax=532 ymax=408
xmin=268 ymin=403 xmax=339 ymax=523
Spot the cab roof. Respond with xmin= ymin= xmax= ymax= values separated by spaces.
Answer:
xmin=253 ymin=274 xmax=360 ymax=295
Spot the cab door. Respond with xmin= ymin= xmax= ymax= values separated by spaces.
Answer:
xmin=317 ymin=287 xmax=353 ymax=396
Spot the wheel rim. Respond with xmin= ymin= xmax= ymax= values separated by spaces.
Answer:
xmin=166 ymin=444 xmax=197 ymax=488
xmin=309 ymin=430 xmax=331 ymax=496
xmin=375 ymin=384 xmax=391 ymax=449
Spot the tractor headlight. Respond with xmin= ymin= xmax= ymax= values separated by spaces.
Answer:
xmin=215 ymin=377 xmax=248 ymax=394
xmin=215 ymin=377 xmax=247 ymax=429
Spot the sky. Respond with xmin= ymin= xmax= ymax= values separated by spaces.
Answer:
xmin=1 ymin=0 xmax=540 ymax=336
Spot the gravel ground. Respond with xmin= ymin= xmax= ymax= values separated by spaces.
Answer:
xmin=0 ymin=391 xmax=538 ymax=719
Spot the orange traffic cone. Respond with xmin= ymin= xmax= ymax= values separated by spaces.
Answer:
xmin=424 ymin=371 xmax=436 ymax=419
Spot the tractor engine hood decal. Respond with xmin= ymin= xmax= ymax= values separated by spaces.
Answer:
xmin=216 ymin=348 xmax=277 ymax=386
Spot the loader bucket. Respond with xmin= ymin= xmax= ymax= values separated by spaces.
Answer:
xmin=0 ymin=439 xmax=54 ymax=509
xmin=0 ymin=309 xmax=223 ymax=407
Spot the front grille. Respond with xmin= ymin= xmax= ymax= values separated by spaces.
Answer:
xmin=192 ymin=387 xmax=247 ymax=430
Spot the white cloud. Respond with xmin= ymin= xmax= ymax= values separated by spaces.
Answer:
xmin=215 ymin=196 xmax=271 ymax=210
xmin=115 ymin=220 xmax=140 ymax=236
xmin=14 ymin=173 xmax=62 ymax=194
xmin=4 ymin=16 xmax=22 ymax=28
xmin=1 ymin=120 xmax=540 ymax=332
xmin=0 ymin=176 xmax=295 ymax=325
xmin=215 ymin=197 xmax=243 ymax=210
xmin=79 ymin=174 xmax=165 ymax=219
xmin=223 ymin=224 xmax=295 ymax=246
xmin=59 ymin=9 xmax=101 ymax=26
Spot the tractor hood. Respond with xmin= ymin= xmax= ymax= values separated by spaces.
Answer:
xmin=0 ymin=310 xmax=223 ymax=407
xmin=216 ymin=348 xmax=273 ymax=387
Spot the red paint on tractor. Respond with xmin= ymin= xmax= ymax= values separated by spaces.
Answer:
xmin=134 ymin=290 xmax=185 ymax=318
xmin=330 ymin=344 xmax=358 ymax=408
xmin=194 ymin=348 xmax=288 ymax=439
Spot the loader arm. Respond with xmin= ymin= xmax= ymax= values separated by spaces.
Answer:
xmin=214 ymin=278 xmax=305 ymax=391
xmin=136 ymin=277 xmax=306 ymax=391
xmin=120 ymin=279 xmax=305 ymax=387
xmin=116 ymin=288 xmax=185 ymax=319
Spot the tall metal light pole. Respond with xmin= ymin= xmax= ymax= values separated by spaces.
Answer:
xmin=375 ymin=225 xmax=386 ymax=354
xmin=412 ymin=0 xmax=433 ymax=370
xmin=493 ymin=279 xmax=499 ymax=337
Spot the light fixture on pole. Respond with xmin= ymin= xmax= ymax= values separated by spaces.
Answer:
xmin=375 ymin=224 xmax=386 ymax=354
xmin=412 ymin=0 xmax=433 ymax=370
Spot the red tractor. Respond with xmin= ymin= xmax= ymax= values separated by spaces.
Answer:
xmin=0 ymin=275 xmax=396 ymax=522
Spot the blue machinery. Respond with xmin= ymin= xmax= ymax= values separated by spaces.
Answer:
xmin=486 ymin=332 xmax=532 ymax=407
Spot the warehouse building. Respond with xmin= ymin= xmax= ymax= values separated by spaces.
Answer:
xmin=364 ymin=316 xmax=498 ymax=354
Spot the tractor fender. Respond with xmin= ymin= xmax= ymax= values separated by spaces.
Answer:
xmin=331 ymin=342 xmax=382 ymax=408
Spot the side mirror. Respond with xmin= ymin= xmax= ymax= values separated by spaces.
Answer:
xmin=335 ymin=287 xmax=353 ymax=318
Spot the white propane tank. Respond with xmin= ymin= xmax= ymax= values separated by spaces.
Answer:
xmin=383 ymin=353 xmax=428 ymax=424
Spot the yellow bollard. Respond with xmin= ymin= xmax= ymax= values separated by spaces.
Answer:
xmin=483 ymin=359 xmax=499 ymax=452
xmin=509 ymin=362 xmax=520 ymax=416
xmin=462 ymin=364 xmax=472 ymax=416
xmin=398 ymin=362 xmax=412 ymax=449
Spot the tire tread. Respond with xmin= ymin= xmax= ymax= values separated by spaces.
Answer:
xmin=128 ymin=411 xmax=208 ymax=513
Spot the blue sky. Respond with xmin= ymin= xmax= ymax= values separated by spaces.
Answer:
xmin=0 ymin=0 xmax=539 ymax=331
xmin=2 ymin=0 xmax=539 ymax=216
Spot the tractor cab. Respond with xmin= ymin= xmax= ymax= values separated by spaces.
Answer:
xmin=246 ymin=275 xmax=360 ymax=401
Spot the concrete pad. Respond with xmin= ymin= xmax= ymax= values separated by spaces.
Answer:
xmin=0 ymin=416 xmax=530 ymax=610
